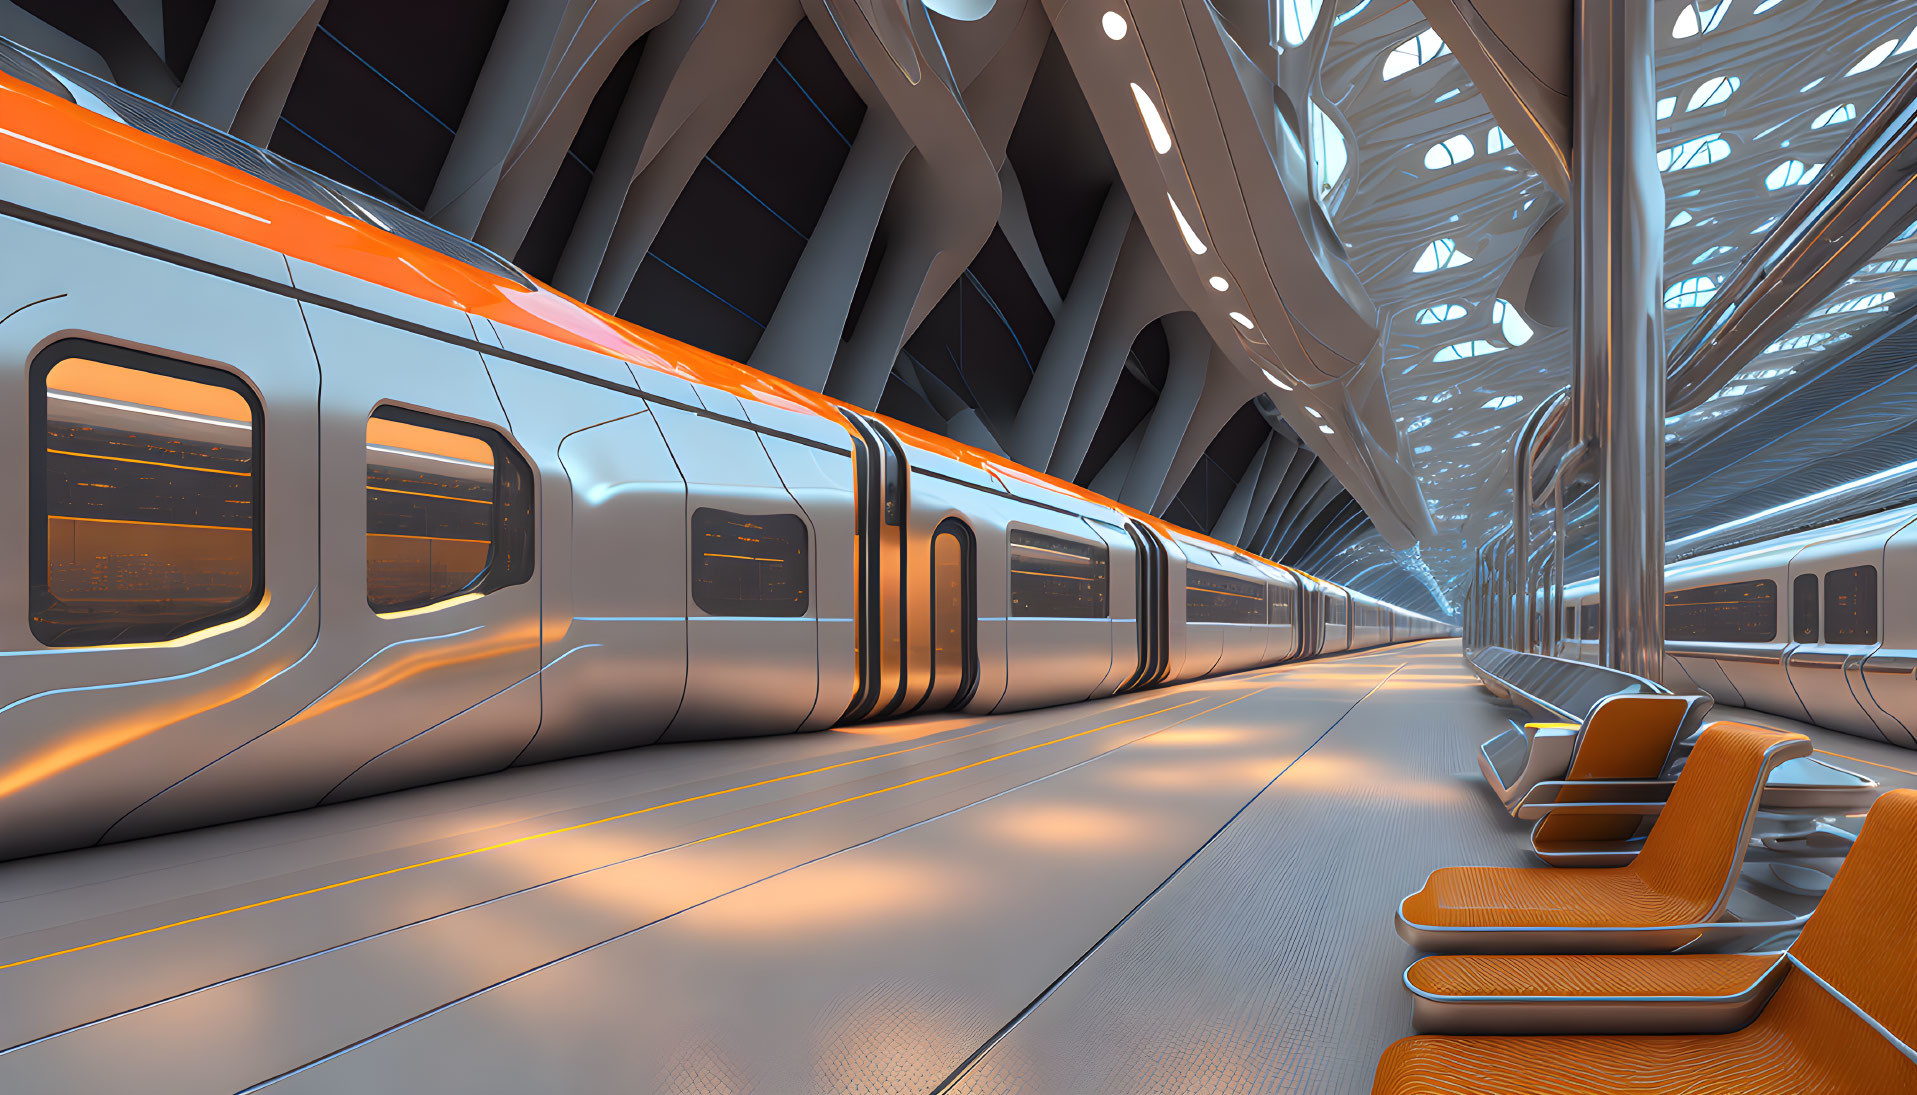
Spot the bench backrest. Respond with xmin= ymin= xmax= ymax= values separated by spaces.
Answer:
xmin=1788 ymin=787 xmax=1917 ymax=1053
xmin=1629 ymin=723 xmax=1810 ymax=918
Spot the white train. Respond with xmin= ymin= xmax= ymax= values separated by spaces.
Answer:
xmin=0 ymin=40 xmax=1445 ymax=861
xmin=1564 ymin=503 xmax=1917 ymax=747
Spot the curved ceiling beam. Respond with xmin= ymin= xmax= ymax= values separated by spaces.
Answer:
xmin=1041 ymin=0 xmax=1433 ymax=549
xmin=1413 ymin=0 xmax=1572 ymax=200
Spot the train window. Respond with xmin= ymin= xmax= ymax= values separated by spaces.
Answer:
xmin=1663 ymin=580 xmax=1776 ymax=643
xmin=1563 ymin=607 xmax=1576 ymax=634
xmin=32 ymin=345 xmax=263 ymax=646
xmin=690 ymin=509 xmax=809 ymax=617
xmin=1187 ymin=568 xmax=1266 ymax=624
xmin=1793 ymin=574 xmax=1818 ymax=643
xmin=1008 ymin=528 xmax=1109 ymax=618
xmin=1269 ymin=581 xmax=1294 ymax=626
xmin=1824 ymin=566 xmax=1878 ymax=645
xmin=366 ymin=407 xmax=533 ymax=613
xmin=1580 ymin=600 xmax=1601 ymax=641
xmin=1327 ymin=596 xmax=1348 ymax=627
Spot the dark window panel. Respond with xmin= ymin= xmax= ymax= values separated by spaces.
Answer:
xmin=1009 ymin=528 xmax=1109 ymax=618
xmin=690 ymin=508 xmax=809 ymax=617
xmin=1663 ymin=579 xmax=1777 ymax=643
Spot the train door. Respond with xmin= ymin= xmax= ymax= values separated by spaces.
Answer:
xmin=1263 ymin=569 xmax=1300 ymax=664
xmin=919 ymin=517 xmax=979 ymax=712
xmin=1323 ymin=588 xmax=1350 ymax=653
xmin=1120 ymin=521 xmax=1171 ymax=691
xmin=1856 ymin=517 xmax=1917 ymax=747
xmin=839 ymin=412 xmax=908 ymax=722
xmin=1295 ymin=579 xmax=1321 ymax=659
xmin=1088 ymin=519 xmax=1141 ymax=698
xmin=1785 ymin=535 xmax=1900 ymax=742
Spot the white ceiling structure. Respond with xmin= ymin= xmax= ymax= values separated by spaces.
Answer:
xmin=1293 ymin=0 xmax=1917 ymax=610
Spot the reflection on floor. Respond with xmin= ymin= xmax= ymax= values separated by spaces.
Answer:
xmin=0 ymin=639 xmax=1902 ymax=1093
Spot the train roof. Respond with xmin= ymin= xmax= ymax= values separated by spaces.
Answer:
xmin=0 ymin=38 xmax=1384 ymax=598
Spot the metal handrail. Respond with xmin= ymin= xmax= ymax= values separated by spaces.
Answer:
xmin=1666 ymin=57 xmax=1917 ymax=415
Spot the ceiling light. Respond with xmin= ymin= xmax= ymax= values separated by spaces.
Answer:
xmin=1101 ymin=11 xmax=1127 ymax=40
xmin=1229 ymin=311 xmax=1254 ymax=329
xmin=1209 ymin=276 xmax=1229 ymax=291
xmin=1305 ymin=406 xmax=1323 ymax=418
xmin=1260 ymin=369 xmax=1293 ymax=391
xmin=1130 ymin=83 xmax=1173 ymax=154
xmin=1168 ymin=194 xmax=1207 ymax=255
xmin=1318 ymin=424 xmax=1335 ymax=434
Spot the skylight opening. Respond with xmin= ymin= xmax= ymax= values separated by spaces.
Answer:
xmin=1813 ymin=103 xmax=1858 ymax=129
xmin=1850 ymin=39 xmax=1899 ymax=76
xmin=1902 ymin=23 xmax=1917 ymax=54
xmin=1687 ymin=75 xmax=1740 ymax=111
xmin=1672 ymin=2 xmax=1730 ymax=39
xmin=1665 ymin=275 xmax=1720 ymax=309
xmin=1810 ymin=291 xmax=1895 ymax=316
xmin=1754 ymin=0 xmax=1785 ymax=12
xmin=1481 ymin=394 xmax=1523 ymax=410
xmin=1414 ymin=303 xmax=1467 ymax=324
xmin=1493 ymin=299 xmax=1533 ymax=346
xmin=1260 ymin=368 xmax=1294 ymax=391
xmin=1229 ymin=311 xmax=1256 ymax=329
xmin=1861 ymin=257 xmax=1917 ymax=275
xmin=1433 ymin=340 xmax=1500 ymax=362
xmin=1692 ymin=245 xmax=1735 ymax=264
xmin=1309 ymin=100 xmax=1348 ymax=196
xmin=1281 ymin=0 xmax=1323 ymax=45
xmin=1412 ymin=238 xmax=1472 ymax=272
xmin=1208 ymin=276 xmax=1230 ymax=291
xmin=1422 ymin=133 xmax=1475 ymax=170
xmin=1168 ymin=194 xmax=1207 ymax=254
xmin=1752 ymin=215 xmax=1779 ymax=234
xmin=1670 ymin=210 xmax=1694 ymax=227
xmin=1657 ymin=96 xmax=1677 ymax=120
xmin=1333 ymin=0 xmax=1371 ymax=26
xmin=1486 ymin=126 xmax=1511 ymax=153
xmin=1658 ymin=133 xmax=1730 ymax=172
xmin=1765 ymin=159 xmax=1821 ymax=189
xmin=1101 ymin=11 xmax=1127 ymax=40
xmin=1381 ymin=28 xmax=1449 ymax=81
xmin=1130 ymin=84 xmax=1173 ymax=154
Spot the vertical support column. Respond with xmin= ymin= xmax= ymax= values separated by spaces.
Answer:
xmin=1007 ymin=185 xmax=1133 ymax=468
xmin=1576 ymin=0 xmax=1665 ymax=679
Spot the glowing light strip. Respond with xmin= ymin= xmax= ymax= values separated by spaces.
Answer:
xmin=1669 ymin=456 xmax=1917 ymax=547
xmin=1168 ymin=193 xmax=1208 ymax=255
xmin=47 ymin=449 xmax=248 ymax=476
xmin=366 ymin=444 xmax=492 ymax=471
xmin=0 ymin=125 xmax=270 ymax=223
xmin=49 ymin=391 xmax=249 ymax=431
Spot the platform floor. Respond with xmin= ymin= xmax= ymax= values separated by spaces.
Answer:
xmin=0 ymin=639 xmax=1910 ymax=1093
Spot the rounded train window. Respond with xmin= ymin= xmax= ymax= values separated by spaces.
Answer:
xmin=31 ymin=341 xmax=263 ymax=646
xmin=365 ymin=406 xmax=533 ymax=614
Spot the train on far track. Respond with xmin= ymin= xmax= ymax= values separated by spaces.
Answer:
xmin=0 ymin=38 xmax=1446 ymax=862
xmin=1565 ymin=502 xmax=1917 ymax=748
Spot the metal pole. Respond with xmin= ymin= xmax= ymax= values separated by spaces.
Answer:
xmin=1576 ymin=0 xmax=1665 ymax=681
xmin=1511 ymin=390 xmax=1570 ymax=653
xmin=1551 ymin=466 xmax=1566 ymax=654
